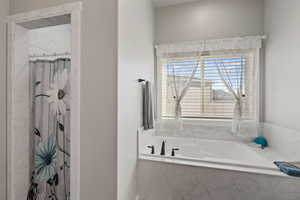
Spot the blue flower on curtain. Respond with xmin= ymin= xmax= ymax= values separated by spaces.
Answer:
xmin=34 ymin=135 xmax=57 ymax=181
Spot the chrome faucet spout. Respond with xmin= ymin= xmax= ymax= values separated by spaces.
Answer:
xmin=160 ymin=140 xmax=166 ymax=156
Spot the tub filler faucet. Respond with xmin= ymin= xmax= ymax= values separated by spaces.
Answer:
xmin=160 ymin=140 xmax=166 ymax=156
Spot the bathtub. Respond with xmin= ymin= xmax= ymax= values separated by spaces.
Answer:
xmin=139 ymin=136 xmax=294 ymax=177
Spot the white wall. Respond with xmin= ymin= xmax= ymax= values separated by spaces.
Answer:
xmin=0 ymin=0 xmax=9 ymax=199
xmin=10 ymin=24 xmax=30 ymax=200
xmin=29 ymin=24 xmax=71 ymax=55
xmin=154 ymin=0 xmax=264 ymax=44
xmin=9 ymin=1 xmax=118 ymax=200
xmin=118 ymin=0 xmax=154 ymax=199
xmin=264 ymin=0 xmax=300 ymax=132
xmin=152 ymin=0 xmax=199 ymax=7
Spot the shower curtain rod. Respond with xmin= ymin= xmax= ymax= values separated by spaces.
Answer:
xmin=29 ymin=52 xmax=71 ymax=58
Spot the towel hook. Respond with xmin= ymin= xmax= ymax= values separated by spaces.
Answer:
xmin=138 ymin=79 xmax=146 ymax=82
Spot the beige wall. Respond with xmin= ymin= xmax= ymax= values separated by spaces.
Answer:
xmin=154 ymin=0 xmax=264 ymax=44
xmin=0 ymin=0 xmax=9 ymax=199
xmin=10 ymin=1 xmax=117 ymax=200
xmin=264 ymin=0 xmax=300 ymax=131
xmin=118 ymin=0 xmax=154 ymax=199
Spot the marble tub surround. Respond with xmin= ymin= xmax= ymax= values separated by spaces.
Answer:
xmin=263 ymin=123 xmax=300 ymax=161
xmin=138 ymin=129 xmax=156 ymax=154
xmin=154 ymin=119 xmax=235 ymax=141
xmin=149 ymin=120 xmax=298 ymax=162
xmin=137 ymin=160 xmax=300 ymax=200
xmin=139 ymin=153 xmax=287 ymax=177
xmin=137 ymin=122 xmax=300 ymax=200
xmin=154 ymin=119 xmax=262 ymax=142
xmin=139 ymin=134 xmax=293 ymax=177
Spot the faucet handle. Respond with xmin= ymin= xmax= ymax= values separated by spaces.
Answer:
xmin=147 ymin=145 xmax=155 ymax=154
xmin=171 ymin=148 xmax=180 ymax=156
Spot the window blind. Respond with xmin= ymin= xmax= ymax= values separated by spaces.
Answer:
xmin=160 ymin=50 xmax=256 ymax=119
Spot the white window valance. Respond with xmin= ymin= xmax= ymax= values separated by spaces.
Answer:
xmin=156 ymin=36 xmax=263 ymax=57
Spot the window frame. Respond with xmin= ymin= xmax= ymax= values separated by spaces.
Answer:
xmin=155 ymin=48 xmax=262 ymax=124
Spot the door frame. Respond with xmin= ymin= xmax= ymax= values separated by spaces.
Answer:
xmin=0 ymin=10 xmax=9 ymax=200
xmin=5 ymin=2 xmax=82 ymax=200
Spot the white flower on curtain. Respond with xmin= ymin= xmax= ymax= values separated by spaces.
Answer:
xmin=46 ymin=69 xmax=69 ymax=115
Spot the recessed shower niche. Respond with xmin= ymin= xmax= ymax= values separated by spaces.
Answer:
xmin=6 ymin=3 xmax=81 ymax=200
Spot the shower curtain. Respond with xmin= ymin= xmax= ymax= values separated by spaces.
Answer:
xmin=27 ymin=58 xmax=71 ymax=200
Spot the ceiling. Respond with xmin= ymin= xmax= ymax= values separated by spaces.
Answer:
xmin=152 ymin=0 xmax=200 ymax=7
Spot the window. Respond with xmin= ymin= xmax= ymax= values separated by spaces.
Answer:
xmin=158 ymin=50 xmax=257 ymax=119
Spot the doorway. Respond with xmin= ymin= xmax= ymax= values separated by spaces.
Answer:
xmin=5 ymin=3 xmax=81 ymax=200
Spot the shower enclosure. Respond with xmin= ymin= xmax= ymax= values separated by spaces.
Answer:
xmin=28 ymin=58 xmax=71 ymax=200
xmin=5 ymin=3 xmax=81 ymax=200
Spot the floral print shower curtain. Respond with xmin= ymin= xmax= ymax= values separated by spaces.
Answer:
xmin=27 ymin=58 xmax=71 ymax=200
